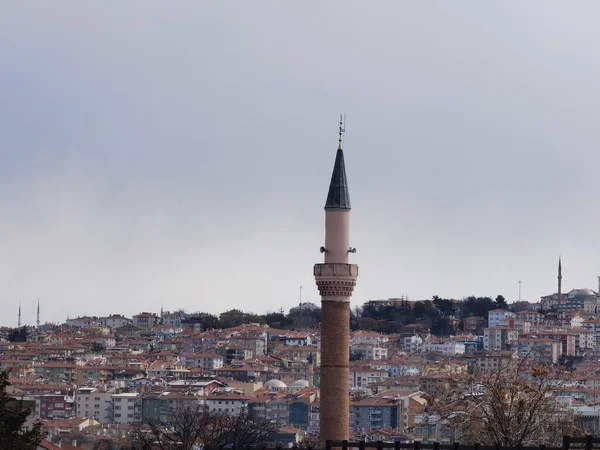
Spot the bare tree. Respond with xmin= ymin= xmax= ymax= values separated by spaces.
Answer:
xmin=133 ymin=405 xmax=279 ymax=450
xmin=425 ymin=361 xmax=580 ymax=446
xmin=297 ymin=433 xmax=319 ymax=449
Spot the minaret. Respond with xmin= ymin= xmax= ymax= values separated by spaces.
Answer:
xmin=18 ymin=302 xmax=21 ymax=328
xmin=314 ymin=117 xmax=358 ymax=443
xmin=558 ymin=256 xmax=562 ymax=305
xmin=37 ymin=299 xmax=40 ymax=329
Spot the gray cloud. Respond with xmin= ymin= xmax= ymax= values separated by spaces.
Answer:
xmin=2 ymin=1 xmax=600 ymax=325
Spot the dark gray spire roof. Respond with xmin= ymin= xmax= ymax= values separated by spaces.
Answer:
xmin=325 ymin=148 xmax=351 ymax=210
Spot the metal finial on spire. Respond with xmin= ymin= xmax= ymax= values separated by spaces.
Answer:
xmin=338 ymin=114 xmax=346 ymax=150
xmin=325 ymin=114 xmax=351 ymax=210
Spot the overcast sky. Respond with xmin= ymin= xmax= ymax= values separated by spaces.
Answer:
xmin=2 ymin=1 xmax=600 ymax=326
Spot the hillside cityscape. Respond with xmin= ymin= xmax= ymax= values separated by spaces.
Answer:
xmin=4 ymin=272 xmax=600 ymax=448
xmin=6 ymin=2 xmax=600 ymax=450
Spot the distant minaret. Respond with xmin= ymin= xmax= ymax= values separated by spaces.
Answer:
xmin=558 ymin=256 xmax=562 ymax=305
xmin=314 ymin=116 xmax=358 ymax=443
xmin=18 ymin=302 xmax=21 ymax=328
xmin=37 ymin=299 xmax=40 ymax=329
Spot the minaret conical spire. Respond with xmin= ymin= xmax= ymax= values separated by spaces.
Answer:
xmin=325 ymin=115 xmax=351 ymax=210
xmin=18 ymin=302 xmax=21 ymax=328
xmin=37 ymin=298 xmax=40 ymax=328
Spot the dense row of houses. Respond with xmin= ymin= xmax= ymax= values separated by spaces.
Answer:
xmin=6 ymin=300 xmax=600 ymax=447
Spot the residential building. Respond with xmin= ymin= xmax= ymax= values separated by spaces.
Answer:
xmin=35 ymin=394 xmax=75 ymax=420
xmin=99 ymin=314 xmax=132 ymax=328
xmin=350 ymin=344 xmax=388 ymax=360
xmin=349 ymin=397 xmax=403 ymax=431
xmin=204 ymin=389 xmax=249 ymax=416
xmin=421 ymin=341 xmax=465 ymax=355
xmin=402 ymin=335 xmax=423 ymax=354
xmin=111 ymin=393 xmax=141 ymax=425
xmin=515 ymin=310 xmax=543 ymax=325
xmin=462 ymin=316 xmax=485 ymax=334
xmin=34 ymin=362 xmax=77 ymax=383
xmin=290 ymin=302 xmax=321 ymax=313
xmin=182 ymin=353 xmax=224 ymax=372
xmin=349 ymin=367 xmax=389 ymax=389
xmin=75 ymin=387 xmax=113 ymax=424
xmin=472 ymin=351 xmax=518 ymax=372
xmin=132 ymin=312 xmax=158 ymax=329
xmin=516 ymin=337 xmax=562 ymax=364
xmin=283 ymin=332 xmax=313 ymax=347
xmin=483 ymin=326 xmax=519 ymax=351
xmin=582 ymin=319 xmax=600 ymax=347
xmin=351 ymin=331 xmax=390 ymax=346
xmin=488 ymin=309 xmax=516 ymax=327
xmin=413 ymin=413 xmax=457 ymax=444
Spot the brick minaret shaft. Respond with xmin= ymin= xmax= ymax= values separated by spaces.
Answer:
xmin=314 ymin=120 xmax=358 ymax=443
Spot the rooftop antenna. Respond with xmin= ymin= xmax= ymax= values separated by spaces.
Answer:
xmin=338 ymin=114 xmax=346 ymax=149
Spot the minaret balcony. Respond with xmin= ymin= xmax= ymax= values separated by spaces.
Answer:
xmin=314 ymin=263 xmax=358 ymax=300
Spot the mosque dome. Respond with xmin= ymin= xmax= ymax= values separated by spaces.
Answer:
xmin=264 ymin=379 xmax=287 ymax=389
xmin=290 ymin=379 xmax=310 ymax=388
xmin=569 ymin=288 xmax=597 ymax=297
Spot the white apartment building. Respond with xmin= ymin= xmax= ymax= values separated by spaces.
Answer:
xmin=488 ymin=309 xmax=516 ymax=327
xmin=421 ymin=342 xmax=465 ymax=355
xmin=99 ymin=314 xmax=132 ymax=329
xmin=182 ymin=353 xmax=224 ymax=371
xmin=351 ymin=331 xmax=390 ymax=346
xmin=402 ymin=335 xmax=423 ymax=353
xmin=349 ymin=367 xmax=389 ymax=389
xmin=483 ymin=327 xmax=519 ymax=351
xmin=574 ymin=328 xmax=596 ymax=351
xmin=204 ymin=390 xmax=249 ymax=416
xmin=571 ymin=315 xmax=585 ymax=329
xmin=284 ymin=332 xmax=312 ymax=347
xmin=350 ymin=344 xmax=388 ymax=360
xmin=384 ymin=361 xmax=421 ymax=378
xmin=111 ymin=393 xmax=140 ymax=424
xmin=76 ymin=387 xmax=113 ymax=424
xmin=582 ymin=319 xmax=600 ymax=347
xmin=90 ymin=336 xmax=116 ymax=348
